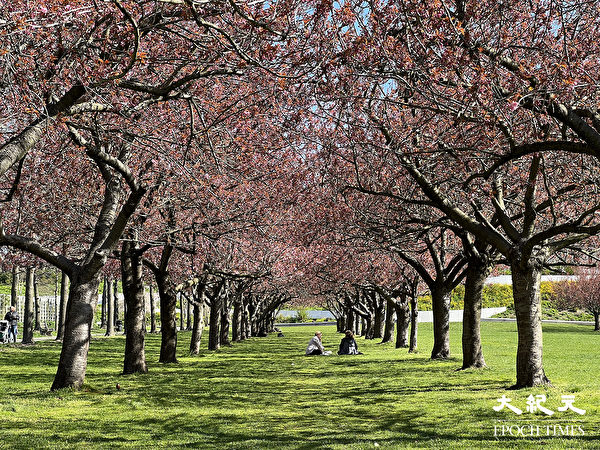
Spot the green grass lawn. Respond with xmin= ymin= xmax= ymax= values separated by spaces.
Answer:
xmin=0 ymin=322 xmax=598 ymax=449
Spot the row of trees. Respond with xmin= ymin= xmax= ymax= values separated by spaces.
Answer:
xmin=2 ymin=0 xmax=600 ymax=391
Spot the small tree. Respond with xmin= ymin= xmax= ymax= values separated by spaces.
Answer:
xmin=553 ymin=270 xmax=600 ymax=331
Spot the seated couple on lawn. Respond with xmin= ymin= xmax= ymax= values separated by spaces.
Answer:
xmin=305 ymin=330 xmax=362 ymax=356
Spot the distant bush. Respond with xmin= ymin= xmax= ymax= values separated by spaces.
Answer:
xmin=418 ymin=281 xmax=555 ymax=311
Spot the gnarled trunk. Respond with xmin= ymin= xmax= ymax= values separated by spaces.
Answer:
xmin=156 ymin=272 xmax=178 ymax=363
xmin=381 ymin=298 xmax=395 ymax=343
xmin=121 ymin=241 xmax=148 ymax=374
xmin=511 ymin=264 xmax=549 ymax=388
xmin=461 ymin=261 xmax=487 ymax=369
xmin=51 ymin=272 xmax=100 ymax=390
xmin=430 ymin=288 xmax=451 ymax=359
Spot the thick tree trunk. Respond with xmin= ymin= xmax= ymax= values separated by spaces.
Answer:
xmin=190 ymin=302 xmax=205 ymax=354
xmin=156 ymin=272 xmax=178 ymax=363
xmin=105 ymin=279 xmax=115 ymax=337
xmin=345 ymin=307 xmax=355 ymax=333
xmin=595 ymin=313 xmax=600 ymax=331
xmin=381 ymin=298 xmax=395 ymax=343
xmin=208 ymin=293 xmax=222 ymax=350
xmin=337 ymin=315 xmax=346 ymax=333
xmin=51 ymin=272 xmax=100 ymax=390
xmin=409 ymin=296 xmax=418 ymax=353
xmin=186 ymin=299 xmax=192 ymax=331
xmin=11 ymin=266 xmax=19 ymax=307
xmin=149 ymin=285 xmax=157 ymax=333
xmin=395 ymin=299 xmax=410 ymax=348
xmin=430 ymin=288 xmax=451 ymax=359
xmin=363 ymin=315 xmax=374 ymax=339
xmin=121 ymin=241 xmax=148 ymax=374
xmin=511 ymin=264 xmax=550 ymax=388
xmin=22 ymin=267 xmax=34 ymax=344
xmin=373 ymin=298 xmax=385 ymax=339
xmin=56 ymin=272 xmax=69 ymax=340
xmin=354 ymin=315 xmax=361 ymax=336
xmin=461 ymin=262 xmax=487 ymax=369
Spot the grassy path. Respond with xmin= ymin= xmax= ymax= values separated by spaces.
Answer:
xmin=0 ymin=322 xmax=598 ymax=448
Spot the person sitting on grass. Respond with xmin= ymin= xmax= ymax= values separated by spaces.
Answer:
xmin=338 ymin=330 xmax=362 ymax=355
xmin=305 ymin=331 xmax=331 ymax=355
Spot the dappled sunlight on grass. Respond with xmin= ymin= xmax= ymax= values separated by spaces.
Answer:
xmin=0 ymin=322 xmax=598 ymax=448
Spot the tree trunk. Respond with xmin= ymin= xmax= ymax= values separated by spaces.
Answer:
xmin=241 ymin=299 xmax=250 ymax=340
xmin=179 ymin=293 xmax=184 ymax=331
xmin=10 ymin=266 xmax=19 ymax=307
xmin=51 ymin=272 xmax=100 ymax=390
xmin=511 ymin=263 xmax=550 ymax=388
xmin=221 ymin=300 xmax=231 ymax=346
xmin=105 ymin=279 xmax=115 ymax=337
xmin=345 ymin=307 xmax=355 ymax=333
xmin=208 ymin=291 xmax=222 ymax=349
xmin=186 ymin=298 xmax=192 ymax=331
xmin=121 ymin=241 xmax=148 ymax=374
xmin=156 ymin=272 xmax=178 ymax=363
xmin=232 ymin=299 xmax=242 ymax=342
xmin=381 ymin=298 xmax=395 ymax=343
xmin=114 ymin=281 xmax=119 ymax=326
xmin=395 ymin=299 xmax=410 ymax=348
xmin=594 ymin=313 xmax=600 ymax=332
xmin=190 ymin=302 xmax=205 ymax=354
xmin=22 ymin=267 xmax=35 ymax=344
xmin=430 ymin=288 xmax=451 ymax=359
xmin=461 ymin=261 xmax=487 ymax=369
xmin=149 ymin=284 xmax=157 ymax=333
xmin=373 ymin=298 xmax=385 ymax=339
xmin=409 ymin=296 xmax=418 ymax=353
xmin=100 ymin=277 xmax=107 ymax=329
xmin=56 ymin=272 xmax=69 ymax=340
xmin=34 ymin=274 xmax=40 ymax=331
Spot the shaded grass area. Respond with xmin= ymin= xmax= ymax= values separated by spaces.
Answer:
xmin=0 ymin=322 xmax=598 ymax=448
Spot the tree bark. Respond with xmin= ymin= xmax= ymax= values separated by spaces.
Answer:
xmin=221 ymin=298 xmax=231 ymax=346
xmin=461 ymin=261 xmax=488 ymax=369
xmin=51 ymin=272 xmax=100 ymax=390
xmin=511 ymin=263 xmax=550 ymax=388
xmin=121 ymin=241 xmax=148 ymax=374
xmin=179 ymin=293 xmax=184 ymax=331
xmin=10 ymin=266 xmax=19 ymax=307
xmin=232 ymin=298 xmax=242 ymax=342
xmin=409 ymin=295 xmax=418 ymax=353
xmin=595 ymin=313 xmax=600 ymax=332
xmin=22 ymin=267 xmax=35 ymax=344
xmin=100 ymin=277 xmax=107 ymax=328
xmin=373 ymin=295 xmax=385 ymax=339
xmin=381 ymin=298 xmax=395 ymax=343
xmin=430 ymin=288 xmax=451 ymax=359
xmin=156 ymin=271 xmax=178 ymax=363
xmin=208 ymin=292 xmax=222 ymax=350
xmin=34 ymin=273 xmax=40 ymax=331
xmin=394 ymin=298 xmax=410 ymax=348
xmin=114 ymin=281 xmax=119 ymax=326
xmin=149 ymin=284 xmax=157 ymax=334
xmin=186 ymin=298 xmax=192 ymax=331
xmin=56 ymin=272 xmax=70 ymax=340
xmin=105 ymin=280 xmax=115 ymax=336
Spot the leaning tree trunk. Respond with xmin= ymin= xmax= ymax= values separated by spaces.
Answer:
xmin=22 ymin=267 xmax=35 ymax=344
xmin=121 ymin=241 xmax=148 ymax=374
xmin=149 ymin=284 xmax=157 ymax=333
xmin=51 ymin=272 xmax=101 ymax=390
xmin=511 ymin=263 xmax=550 ymax=388
xmin=430 ymin=287 xmax=451 ymax=359
xmin=208 ymin=293 xmax=222 ymax=350
xmin=156 ymin=272 xmax=178 ymax=363
xmin=381 ymin=298 xmax=395 ymax=343
xmin=409 ymin=296 xmax=418 ymax=353
xmin=105 ymin=279 xmax=115 ymax=337
xmin=461 ymin=261 xmax=488 ymax=369
xmin=56 ymin=272 xmax=69 ymax=340
xmin=394 ymin=298 xmax=410 ymax=348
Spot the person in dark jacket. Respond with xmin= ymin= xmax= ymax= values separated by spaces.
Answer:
xmin=4 ymin=306 xmax=18 ymax=343
xmin=338 ymin=330 xmax=362 ymax=355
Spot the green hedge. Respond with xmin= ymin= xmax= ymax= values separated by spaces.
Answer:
xmin=418 ymin=281 xmax=555 ymax=311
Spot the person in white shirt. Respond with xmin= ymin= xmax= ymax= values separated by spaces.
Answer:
xmin=306 ymin=331 xmax=330 ymax=355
